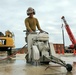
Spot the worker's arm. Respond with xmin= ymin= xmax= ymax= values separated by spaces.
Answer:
xmin=25 ymin=19 xmax=33 ymax=32
xmin=36 ymin=18 xmax=43 ymax=32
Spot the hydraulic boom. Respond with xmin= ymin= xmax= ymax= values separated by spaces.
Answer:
xmin=61 ymin=16 xmax=76 ymax=49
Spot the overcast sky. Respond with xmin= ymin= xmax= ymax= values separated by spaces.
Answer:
xmin=0 ymin=0 xmax=76 ymax=48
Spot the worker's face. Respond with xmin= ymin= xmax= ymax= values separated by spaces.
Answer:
xmin=29 ymin=13 xmax=33 ymax=18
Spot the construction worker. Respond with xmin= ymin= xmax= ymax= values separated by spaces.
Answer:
xmin=5 ymin=30 xmax=13 ymax=37
xmin=24 ymin=7 xmax=43 ymax=33
xmin=24 ymin=7 xmax=43 ymax=42
xmin=24 ymin=7 xmax=44 ymax=62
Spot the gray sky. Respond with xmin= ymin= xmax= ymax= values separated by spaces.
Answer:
xmin=0 ymin=0 xmax=76 ymax=48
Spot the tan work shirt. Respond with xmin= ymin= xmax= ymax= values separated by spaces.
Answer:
xmin=24 ymin=17 xmax=41 ymax=31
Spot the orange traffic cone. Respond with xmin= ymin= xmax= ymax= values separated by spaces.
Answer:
xmin=58 ymin=49 xmax=61 ymax=54
xmin=73 ymin=49 xmax=76 ymax=55
xmin=62 ymin=49 xmax=64 ymax=54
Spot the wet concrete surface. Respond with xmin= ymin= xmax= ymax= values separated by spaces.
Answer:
xmin=0 ymin=54 xmax=76 ymax=75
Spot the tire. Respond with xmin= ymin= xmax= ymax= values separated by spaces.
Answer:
xmin=66 ymin=64 xmax=72 ymax=72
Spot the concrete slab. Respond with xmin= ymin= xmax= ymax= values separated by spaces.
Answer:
xmin=0 ymin=54 xmax=76 ymax=75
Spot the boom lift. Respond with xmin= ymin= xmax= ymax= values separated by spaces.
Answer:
xmin=24 ymin=30 xmax=72 ymax=72
xmin=0 ymin=30 xmax=15 ymax=56
xmin=61 ymin=16 xmax=76 ymax=49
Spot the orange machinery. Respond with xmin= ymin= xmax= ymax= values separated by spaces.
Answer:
xmin=61 ymin=16 xmax=76 ymax=49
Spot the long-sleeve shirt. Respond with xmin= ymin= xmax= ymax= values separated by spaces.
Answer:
xmin=24 ymin=17 xmax=41 ymax=31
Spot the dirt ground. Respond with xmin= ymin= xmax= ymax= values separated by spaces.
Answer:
xmin=0 ymin=53 xmax=76 ymax=75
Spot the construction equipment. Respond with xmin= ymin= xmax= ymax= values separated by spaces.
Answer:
xmin=24 ymin=31 xmax=72 ymax=72
xmin=0 ymin=30 xmax=15 ymax=56
xmin=61 ymin=16 xmax=76 ymax=49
